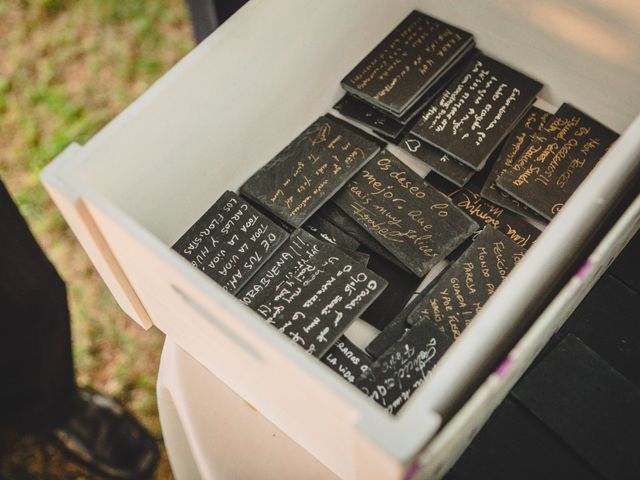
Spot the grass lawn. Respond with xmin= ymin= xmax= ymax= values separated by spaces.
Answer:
xmin=0 ymin=1 xmax=194 ymax=477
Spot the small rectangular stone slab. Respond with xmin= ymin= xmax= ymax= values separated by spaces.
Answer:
xmin=411 ymin=54 xmax=542 ymax=170
xmin=172 ymin=190 xmax=288 ymax=294
xmin=496 ymin=103 xmax=619 ymax=220
xmin=319 ymin=202 xmax=410 ymax=271
xmin=406 ymin=227 xmax=525 ymax=339
xmin=240 ymin=114 xmax=381 ymax=228
xmin=356 ymin=318 xmax=453 ymax=414
xmin=480 ymin=106 xmax=552 ymax=218
xmin=400 ymin=133 xmax=475 ymax=186
xmin=332 ymin=150 xmax=478 ymax=277
xmin=237 ymin=229 xmax=387 ymax=357
xmin=320 ymin=336 xmax=373 ymax=385
xmin=341 ymin=10 xmax=474 ymax=116
xmin=445 ymin=184 xmax=541 ymax=250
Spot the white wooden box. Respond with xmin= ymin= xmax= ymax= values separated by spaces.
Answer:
xmin=41 ymin=1 xmax=640 ymax=478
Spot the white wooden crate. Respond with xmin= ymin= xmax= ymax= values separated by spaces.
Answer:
xmin=41 ymin=1 xmax=640 ymax=478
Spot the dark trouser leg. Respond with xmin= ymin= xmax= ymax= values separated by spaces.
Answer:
xmin=185 ymin=0 xmax=248 ymax=43
xmin=0 ymin=180 xmax=76 ymax=433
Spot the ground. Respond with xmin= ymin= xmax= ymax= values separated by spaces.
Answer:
xmin=0 ymin=1 xmax=194 ymax=478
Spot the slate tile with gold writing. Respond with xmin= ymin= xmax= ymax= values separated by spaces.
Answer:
xmin=237 ymin=229 xmax=387 ymax=357
xmin=341 ymin=10 xmax=474 ymax=117
xmin=240 ymin=114 xmax=381 ymax=228
xmin=480 ymin=106 xmax=553 ymax=220
xmin=496 ymin=104 xmax=619 ymax=220
xmin=172 ymin=190 xmax=289 ymax=294
xmin=320 ymin=336 xmax=373 ymax=385
xmin=411 ymin=54 xmax=542 ymax=171
xmin=332 ymin=150 xmax=479 ymax=277
xmin=444 ymin=184 xmax=540 ymax=250
xmin=334 ymin=48 xmax=480 ymax=139
xmin=318 ymin=202 xmax=411 ymax=272
xmin=401 ymin=133 xmax=475 ymax=186
xmin=405 ymin=227 xmax=525 ymax=339
xmin=356 ymin=318 xmax=453 ymax=414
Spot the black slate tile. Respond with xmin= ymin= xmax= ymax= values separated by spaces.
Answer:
xmin=365 ymin=260 xmax=454 ymax=359
xmin=172 ymin=190 xmax=289 ymax=294
xmin=341 ymin=10 xmax=474 ymax=116
xmin=332 ymin=150 xmax=478 ymax=277
xmin=480 ymin=106 xmax=553 ymax=219
xmin=240 ymin=114 xmax=381 ymax=228
xmin=406 ymin=227 xmax=525 ymax=339
xmin=320 ymin=335 xmax=373 ymax=385
xmin=496 ymin=104 xmax=619 ymax=220
xmin=356 ymin=318 xmax=453 ymax=414
xmin=400 ymin=133 xmax=475 ymax=187
xmin=411 ymin=54 xmax=542 ymax=170
xmin=445 ymin=184 xmax=541 ymax=250
xmin=237 ymin=229 xmax=387 ymax=357
xmin=318 ymin=202 xmax=410 ymax=272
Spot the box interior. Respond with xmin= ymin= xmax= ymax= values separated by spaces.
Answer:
xmin=60 ymin=0 xmax=640 ymax=471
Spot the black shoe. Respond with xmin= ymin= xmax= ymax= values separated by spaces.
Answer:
xmin=51 ymin=387 xmax=159 ymax=479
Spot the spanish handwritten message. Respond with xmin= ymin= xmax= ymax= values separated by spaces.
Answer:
xmin=497 ymin=103 xmax=619 ymax=220
xmin=356 ymin=319 xmax=451 ymax=414
xmin=406 ymin=227 xmax=525 ymax=338
xmin=341 ymin=10 xmax=474 ymax=116
xmin=480 ymin=106 xmax=552 ymax=218
xmin=332 ymin=150 xmax=478 ymax=277
xmin=237 ymin=229 xmax=387 ymax=357
xmin=411 ymin=54 xmax=542 ymax=170
xmin=240 ymin=114 xmax=380 ymax=228
xmin=172 ymin=191 xmax=288 ymax=294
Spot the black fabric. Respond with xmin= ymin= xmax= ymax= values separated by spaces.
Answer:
xmin=186 ymin=0 xmax=248 ymax=43
xmin=0 ymin=179 xmax=76 ymax=433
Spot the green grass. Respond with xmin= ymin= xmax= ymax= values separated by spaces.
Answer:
xmin=0 ymin=1 xmax=193 ymax=478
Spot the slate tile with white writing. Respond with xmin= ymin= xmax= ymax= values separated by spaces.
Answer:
xmin=332 ymin=150 xmax=478 ymax=277
xmin=356 ymin=318 xmax=453 ymax=414
xmin=496 ymin=104 xmax=619 ymax=220
xmin=237 ymin=229 xmax=387 ymax=357
xmin=240 ymin=114 xmax=381 ymax=228
xmin=411 ymin=54 xmax=542 ymax=170
xmin=405 ymin=227 xmax=525 ymax=339
xmin=401 ymin=133 xmax=476 ymax=186
xmin=480 ymin=106 xmax=553 ymax=219
xmin=341 ymin=10 xmax=474 ymax=116
xmin=172 ymin=191 xmax=289 ymax=294
xmin=320 ymin=336 xmax=373 ymax=385
xmin=358 ymin=247 xmax=423 ymax=330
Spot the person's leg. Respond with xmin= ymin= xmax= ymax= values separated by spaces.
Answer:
xmin=0 ymin=179 xmax=76 ymax=433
